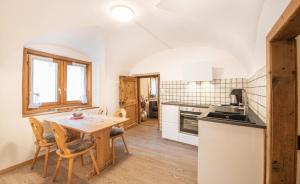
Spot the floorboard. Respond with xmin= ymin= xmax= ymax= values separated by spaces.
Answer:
xmin=140 ymin=118 xmax=159 ymax=127
xmin=0 ymin=125 xmax=197 ymax=184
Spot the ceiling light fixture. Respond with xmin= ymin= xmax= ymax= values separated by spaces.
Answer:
xmin=111 ymin=5 xmax=135 ymax=22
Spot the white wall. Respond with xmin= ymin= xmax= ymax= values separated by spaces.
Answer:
xmin=251 ymin=0 xmax=290 ymax=74
xmin=0 ymin=25 xmax=106 ymax=171
xmin=130 ymin=47 xmax=248 ymax=80
xmin=0 ymin=43 xmax=104 ymax=171
xmin=102 ymin=61 xmax=130 ymax=116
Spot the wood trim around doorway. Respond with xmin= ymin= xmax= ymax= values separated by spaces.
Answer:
xmin=136 ymin=74 xmax=160 ymax=129
xmin=266 ymin=0 xmax=300 ymax=183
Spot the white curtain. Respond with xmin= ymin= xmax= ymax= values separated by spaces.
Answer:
xmin=148 ymin=77 xmax=158 ymax=98
xmin=29 ymin=55 xmax=57 ymax=108
xmin=67 ymin=62 xmax=87 ymax=103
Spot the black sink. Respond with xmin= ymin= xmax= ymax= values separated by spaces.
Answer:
xmin=229 ymin=114 xmax=249 ymax=121
xmin=215 ymin=111 xmax=240 ymax=115
xmin=207 ymin=112 xmax=250 ymax=122
xmin=207 ymin=112 xmax=226 ymax=119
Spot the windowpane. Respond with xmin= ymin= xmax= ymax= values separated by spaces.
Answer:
xmin=66 ymin=64 xmax=87 ymax=102
xmin=30 ymin=56 xmax=58 ymax=106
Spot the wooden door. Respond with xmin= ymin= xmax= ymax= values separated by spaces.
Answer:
xmin=119 ymin=76 xmax=138 ymax=129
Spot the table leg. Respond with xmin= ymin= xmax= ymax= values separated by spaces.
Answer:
xmin=93 ymin=127 xmax=112 ymax=170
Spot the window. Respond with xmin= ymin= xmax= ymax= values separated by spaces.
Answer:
xmin=23 ymin=48 xmax=92 ymax=116
xmin=66 ymin=63 xmax=87 ymax=102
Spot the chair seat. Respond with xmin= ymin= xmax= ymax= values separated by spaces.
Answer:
xmin=44 ymin=133 xmax=56 ymax=143
xmin=67 ymin=139 xmax=94 ymax=154
xmin=110 ymin=127 xmax=124 ymax=137
xmin=44 ymin=131 xmax=74 ymax=143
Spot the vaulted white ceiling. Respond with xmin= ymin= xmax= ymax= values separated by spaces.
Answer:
xmin=100 ymin=0 xmax=266 ymax=71
xmin=0 ymin=0 xmax=278 ymax=74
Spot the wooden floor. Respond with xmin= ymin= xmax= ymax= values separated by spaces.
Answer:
xmin=140 ymin=118 xmax=159 ymax=127
xmin=0 ymin=125 xmax=198 ymax=184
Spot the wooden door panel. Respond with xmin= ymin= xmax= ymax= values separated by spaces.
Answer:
xmin=124 ymin=104 xmax=138 ymax=128
xmin=124 ymin=80 xmax=137 ymax=105
xmin=119 ymin=76 xmax=138 ymax=129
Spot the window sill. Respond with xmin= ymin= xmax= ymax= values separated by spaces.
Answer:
xmin=22 ymin=106 xmax=99 ymax=117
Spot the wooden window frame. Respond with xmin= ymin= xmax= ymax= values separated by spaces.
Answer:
xmin=22 ymin=48 xmax=92 ymax=116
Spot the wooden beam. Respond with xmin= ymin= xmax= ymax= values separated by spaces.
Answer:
xmin=267 ymin=40 xmax=297 ymax=184
xmin=267 ymin=0 xmax=300 ymax=41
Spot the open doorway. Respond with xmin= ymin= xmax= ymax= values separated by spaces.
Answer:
xmin=137 ymin=75 xmax=160 ymax=128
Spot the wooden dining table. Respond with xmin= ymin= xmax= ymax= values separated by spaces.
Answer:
xmin=44 ymin=114 xmax=129 ymax=175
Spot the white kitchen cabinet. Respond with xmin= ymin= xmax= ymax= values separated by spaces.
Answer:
xmin=162 ymin=105 xmax=179 ymax=123
xmin=178 ymin=133 xmax=198 ymax=146
xmin=198 ymin=120 xmax=264 ymax=184
xmin=162 ymin=121 xmax=178 ymax=141
xmin=162 ymin=104 xmax=198 ymax=145
xmin=162 ymin=105 xmax=179 ymax=141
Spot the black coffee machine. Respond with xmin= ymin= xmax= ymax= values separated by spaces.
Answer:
xmin=230 ymin=89 xmax=243 ymax=106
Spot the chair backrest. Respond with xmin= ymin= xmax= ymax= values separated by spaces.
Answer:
xmin=114 ymin=108 xmax=126 ymax=118
xmin=50 ymin=122 xmax=70 ymax=154
xmin=28 ymin=117 xmax=45 ymax=144
xmin=114 ymin=109 xmax=126 ymax=130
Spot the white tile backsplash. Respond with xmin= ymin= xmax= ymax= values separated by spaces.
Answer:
xmin=159 ymin=68 xmax=267 ymax=130
xmin=160 ymin=79 xmax=248 ymax=105
xmin=247 ymin=66 xmax=267 ymax=123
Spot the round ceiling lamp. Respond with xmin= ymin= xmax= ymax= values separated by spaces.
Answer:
xmin=111 ymin=5 xmax=135 ymax=22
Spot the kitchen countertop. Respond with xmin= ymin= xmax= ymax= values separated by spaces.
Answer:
xmin=162 ymin=101 xmax=266 ymax=129
xmin=199 ymin=106 xmax=266 ymax=129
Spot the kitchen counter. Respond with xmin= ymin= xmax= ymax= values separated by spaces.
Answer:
xmin=199 ymin=106 xmax=266 ymax=129
xmin=198 ymin=114 xmax=265 ymax=184
xmin=162 ymin=101 xmax=266 ymax=129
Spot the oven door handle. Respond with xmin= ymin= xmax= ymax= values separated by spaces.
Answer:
xmin=180 ymin=113 xmax=202 ymax=118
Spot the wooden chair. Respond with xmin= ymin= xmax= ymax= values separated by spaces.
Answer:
xmin=28 ymin=117 xmax=57 ymax=178
xmin=111 ymin=110 xmax=130 ymax=164
xmin=50 ymin=122 xmax=99 ymax=184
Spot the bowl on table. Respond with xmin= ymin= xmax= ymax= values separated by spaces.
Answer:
xmin=72 ymin=112 xmax=83 ymax=119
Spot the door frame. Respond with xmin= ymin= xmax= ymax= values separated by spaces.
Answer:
xmin=267 ymin=1 xmax=300 ymax=183
xmin=136 ymin=74 xmax=160 ymax=128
